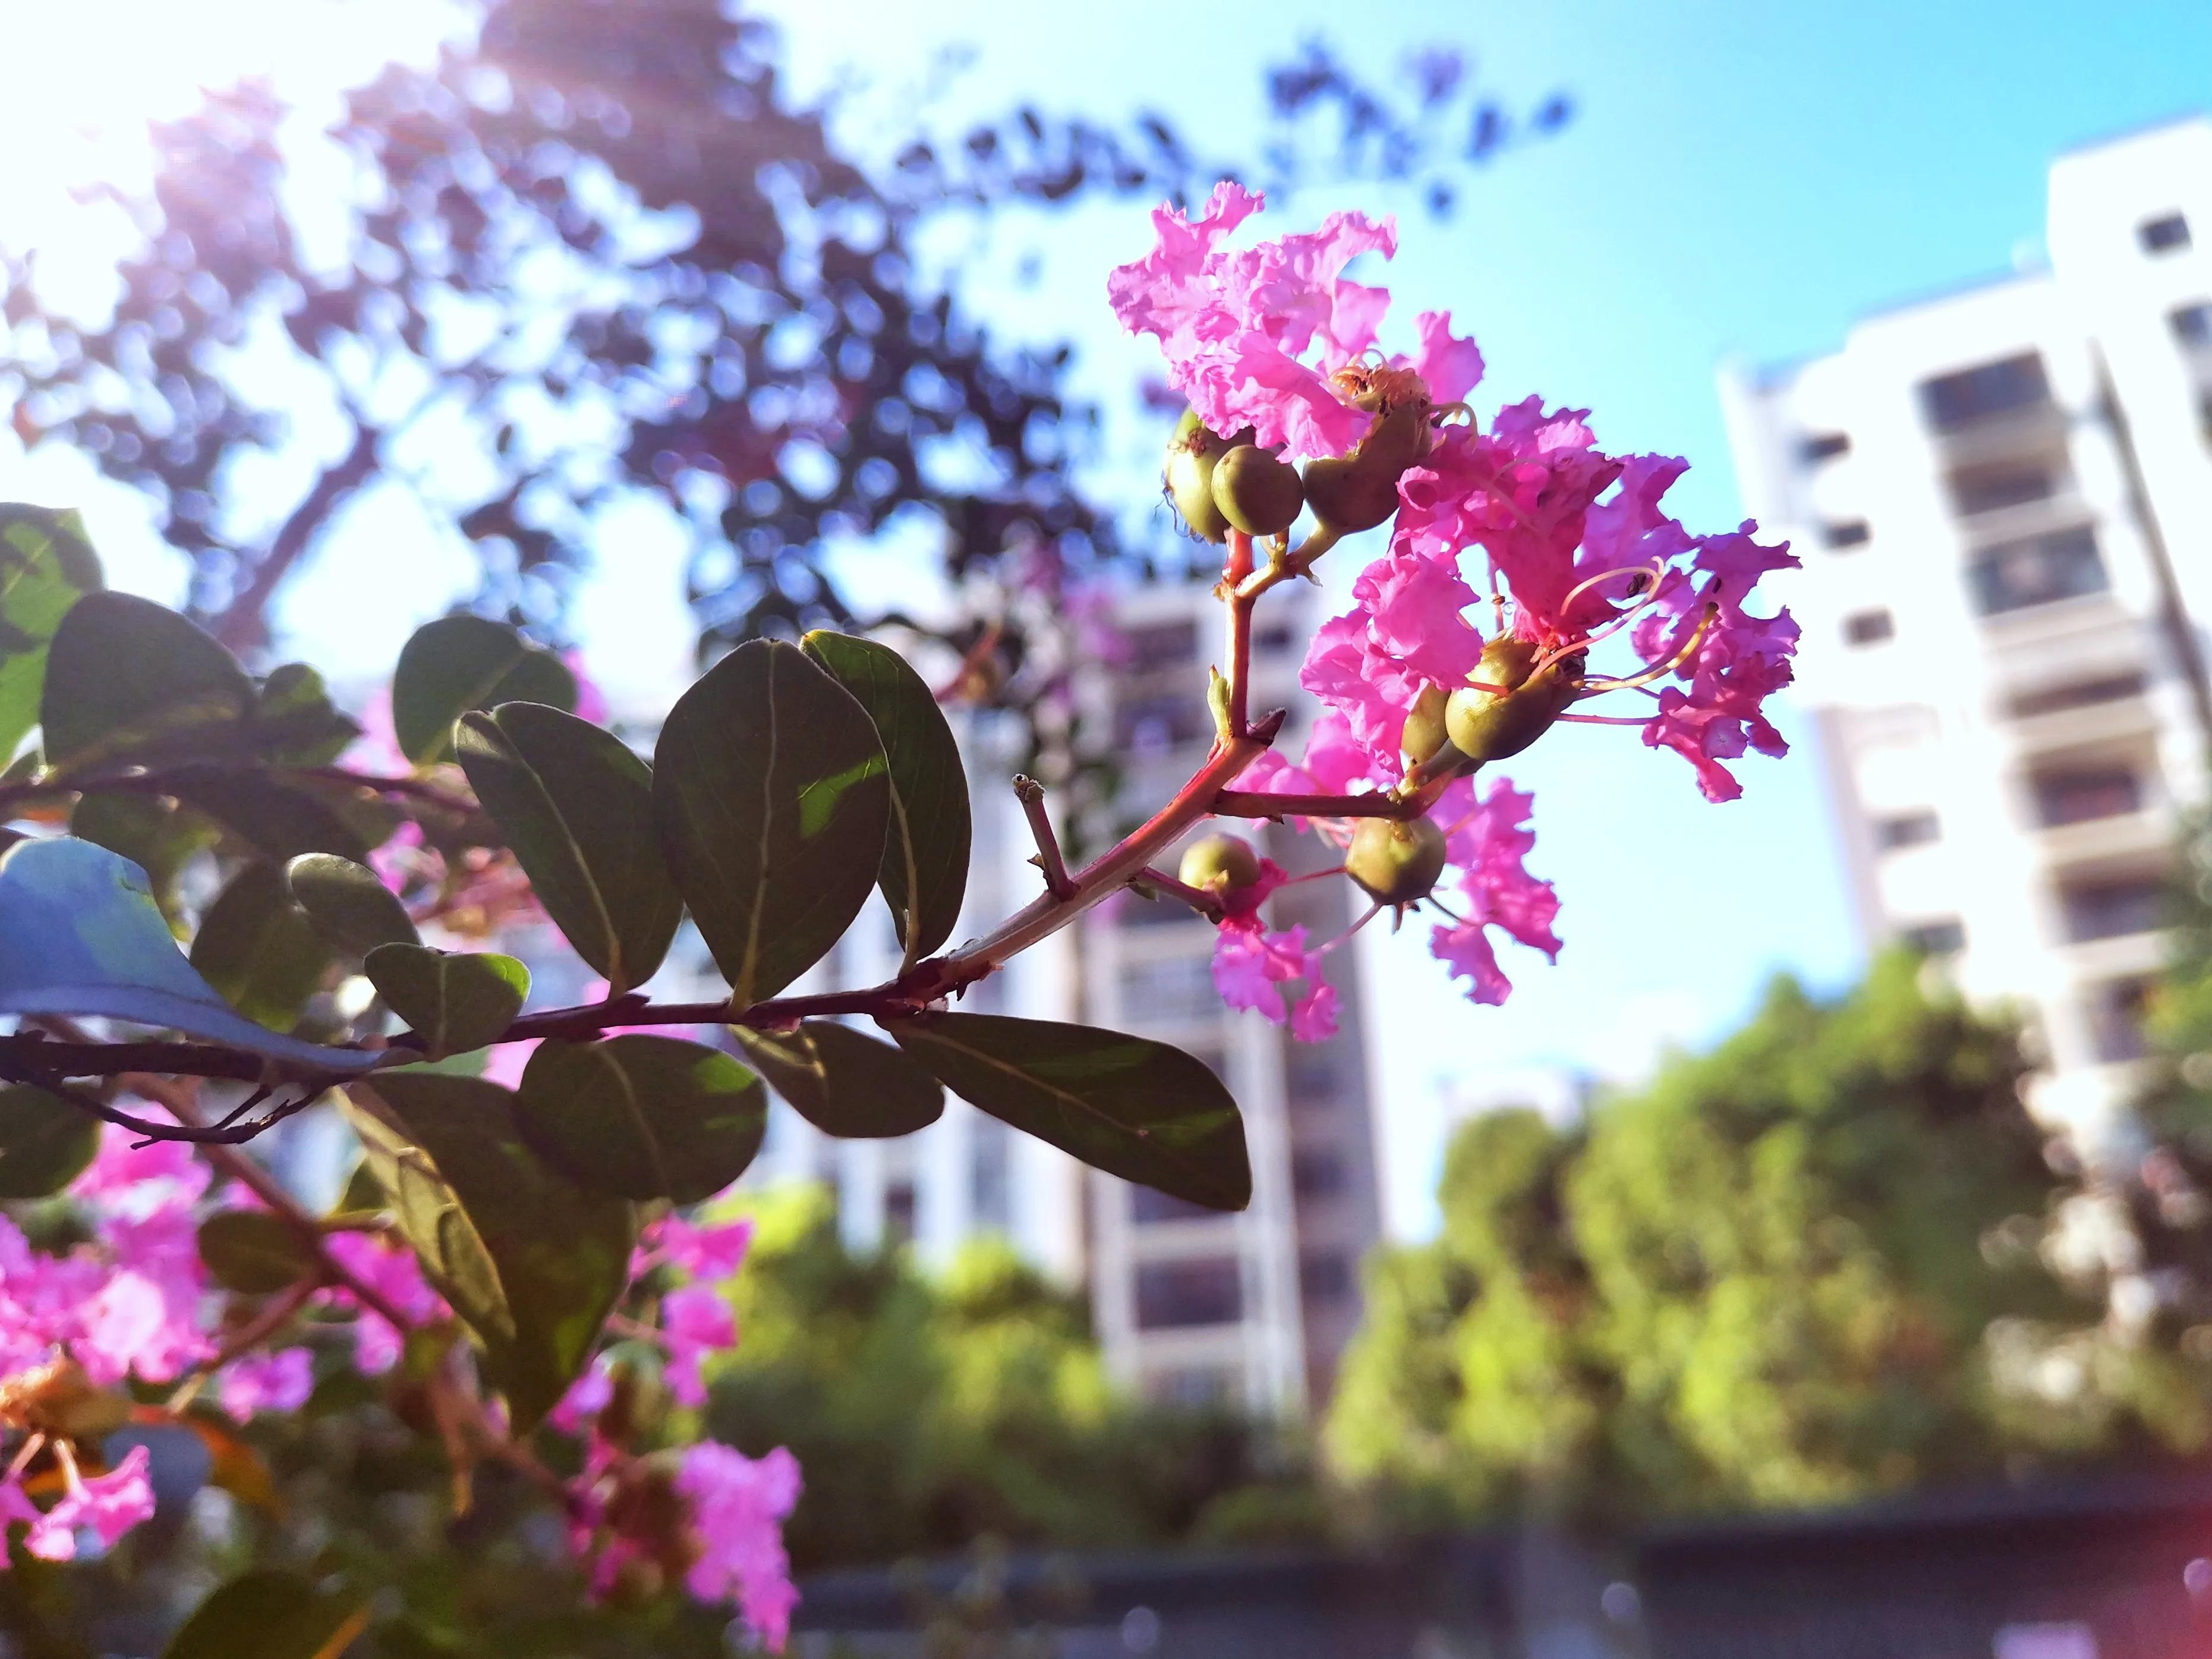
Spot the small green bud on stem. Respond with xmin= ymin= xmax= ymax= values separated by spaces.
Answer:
xmin=1210 ymin=444 xmax=1304 ymax=538
xmin=1444 ymin=637 xmax=1586 ymax=766
xmin=1179 ymin=833 xmax=1263 ymax=898
xmin=1344 ymin=815 xmax=1447 ymax=906
xmin=1164 ymin=411 xmax=1252 ymax=544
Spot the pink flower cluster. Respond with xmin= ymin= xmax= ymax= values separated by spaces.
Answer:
xmin=1111 ymin=185 xmax=1797 ymax=1028
xmin=1206 ymin=857 xmax=1341 ymax=1041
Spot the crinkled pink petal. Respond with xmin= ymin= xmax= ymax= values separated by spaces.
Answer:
xmin=217 ymin=1348 xmax=316 ymax=1421
xmin=676 ymin=1441 xmax=802 ymax=1649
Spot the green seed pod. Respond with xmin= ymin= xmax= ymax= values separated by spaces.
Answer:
xmin=1400 ymin=684 xmax=1454 ymax=772
xmin=1301 ymin=404 xmax=1432 ymax=535
xmin=1344 ymin=816 xmax=1448 ymax=906
xmin=1163 ymin=410 xmax=1249 ymax=544
xmin=1209 ymin=444 xmax=1304 ymax=538
xmin=1444 ymin=637 xmax=1586 ymax=766
xmin=1179 ymin=833 xmax=1263 ymax=896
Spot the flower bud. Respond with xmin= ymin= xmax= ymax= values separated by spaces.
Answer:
xmin=1344 ymin=816 xmax=1447 ymax=906
xmin=1210 ymin=445 xmax=1304 ymax=538
xmin=1400 ymin=684 xmax=1461 ymax=774
xmin=1444 ymin=637 xmax=1585 ymax=766
xmin=1163 ymin=411 xmax=1251 ymax=544
xmin=1301 ymin=403 xmax=1432 ymax=535
xmin=1179 ymin=833 xmax=1262 ymax=897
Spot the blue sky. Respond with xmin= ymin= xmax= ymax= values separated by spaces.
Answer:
xmin=755 ymin=0 xmax=2212 ymax=1232
xmin=5 ymin=1 xmax=2208 ymax=1235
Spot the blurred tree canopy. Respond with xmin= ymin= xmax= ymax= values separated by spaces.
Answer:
xmin=1328 ymin=952 xmax=2212 ymax=1528
xmin=704 ymin=1188 xmax=1321 ymax=1573
xmin=0 ymin=0 xmax=1565 ymax=673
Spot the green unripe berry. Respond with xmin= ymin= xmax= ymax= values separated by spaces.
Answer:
xmin=1400 ymin=684 xmax=1457 ymax=772
xmin=1210 ymin=444 xmax=1305 ymax=537
xmin=1179 ymin=833 xmax=1262 ymax=896
xmin=1300 ymin=404 xmax=1431 ymax=535
xmin=1163 ymin=411 xmax=1250 ymax=544
xmin=1443 ymin=637 xmax=1586 ymax=766
xmin=1344 ymin=816 xmax=1448 ymax=906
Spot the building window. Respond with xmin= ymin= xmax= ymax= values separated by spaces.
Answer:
xmin=2091 ymin=977 xmax=2155 ymax=1065
xmin=1874 ymin=810 xmax=1940 ymax=850
xmin=2139 ymin=213 xmax=2192 ymax=254
xmin=1132 ymin=1185 xmax=1220 ymax=1224
xmin=1967 ymin=527 xmax=2108 ymax=616
xmin=1115 ymin=693 xmax=1210 ymax=752
xmin=883 ymin=1179 xmax=918 ymax=1244
xmin=1900 ymin=919 xmax=1966 ymax=956
xmin=2060 ymin=877 xmax=2167 ymax=943
xmin=2031 ymin=766 xmax=2141 ymax=827
xmin=1118 ymin=953 xmax=1220 ymax=1022
xmin=1948 ymin=461 xmax=2057 ymax=517
xmin=1121 ymin=619 xmax=1199 ymax=673
xmin=2172 ymin=301 xmax=2212 ymax=347
xmin=1823 ymin=519 xmax=1871 ymax=549
xmin=2006 ymin=672 xmax=2145 ymax=719
xmin=1845 ymin=609 xmax=1895 ymax=646
xmin=1291 ymin=1148 xmax=1348 ymax=1200
xmin=1300 ymin=1252 xmax=1354 ymax=1302
xmin=1919 ymin=353 xmax=2050 ymax=432
xmin=1798 ymin=431 xmax=1851 ymax=462
xmin=1135 ymin=1259 xmax=1243 ymax=1330
xmin=1253 ymin=621 xmax=1297 ymax=656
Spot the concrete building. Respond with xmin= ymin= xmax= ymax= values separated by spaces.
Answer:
xmin=1078 ymin=580 xmax=1385 ymax=1416
xmin=1721 ymin=115 xmax=2212 ymax=1144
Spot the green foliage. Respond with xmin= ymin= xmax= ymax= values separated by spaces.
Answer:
xmin=731 ymin=1021 xmax=946 ymax=1138
xmin=159 ymin=1569 xmax=367 ymax=1659
xmin=285 ymin=854 xmax=419 ymax=958
xmin=1329 ymin=954 xmax=2104 ymax=1523
xmin=40 ymin=591 xmax=254 ymax=770
xmin=0 ymin=505 xmax=100 ymax=763
xmin=388 ymin=614 xmax=576 ymax=765
xmin=801 ymin=630 xmax=973 ymax=967
xmin=346 ymin=1074 xmax=636 ymax=1433
xmin=361 ymin=945 xmax=529 ymax=1060
xmin=515 ymin=1035 xmax=767 ymax=1203
xmin=196 ymin=1210 xmax=320 ymax=1296
xmin=0 ymin=1084 xmax=99 ymax=1199
xmin=704 ymin=1188 xmax=1307 ymax=1572
xmin=653 ymin=638 xmax=890 ymax=1006
xmin=455 ymin=703 xmax=680 ymax=996
xmin=884 ymin=1015 xmax=1252 ymax=1211
xmin=188 ymin=864 xmax=332 ymax=1033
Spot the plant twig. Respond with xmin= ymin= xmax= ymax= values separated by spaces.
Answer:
xmin=1012 ymin=775 xmax=1076 ymax=900
xmin=1132 ymin=866 xmax=1225 ymax=923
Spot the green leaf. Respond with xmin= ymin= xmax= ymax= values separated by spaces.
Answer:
xmin=343 ymin=1073 xmax=635 ymax=1431
xmin=361 ymin=943 xmax=528 ymax=1060
xmin=197 ymin=1208 xmax=320 ymax=1295
xmin=514 ymin=1035 xmax=767 ymax=1202
xmin=161 ymin=1568 xmax=368 ymax=1659
xmin=653 ymin=640 xmax=889 ymax=1006
xmin=732 ymin=1020 xmax=945 ymax=1138
xmin=801 ymin=631 xmax=972 ymax=966
xmin=189 ymin=864 xmax=332 ymax=1032
xmin=455 ymin=703 xmax=680 ymax=996
xmin=40 ymin=591 xmax=253 ymax=769
xmin=0 ymin=837 xmax=380 ymax=1071
xmin=70 ymin=792 xmax=219 ymax=924
xmin=390 ymin=614 xmax=576 ymax=765
xmin=286 ymin=854 xmax=419 ymax=958
xmin=0 ymin=505 xmax=102 ymax=763
xmin=0 ymin=1084 xmax=99 ymax=1199
xmin=251 ymin=663 xmax=361 ymax=766
xmin=882 ymin=1013 xmax=1252 ymax=1211
xmin=159 ymin=764 xmax=372 ymax=865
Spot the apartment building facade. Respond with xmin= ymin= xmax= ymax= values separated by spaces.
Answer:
xmin=1720 ymin=117 xmax=2212 ymax=1143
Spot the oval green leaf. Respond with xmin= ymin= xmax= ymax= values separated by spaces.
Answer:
xmin=0 ymin=504 xmax=102 ymax=764
xmin=197 ymin=1208 xmax=320 ymax=1295
xmin=251 ymin=662 xmax=361 ymax=766
xmin=881 ymin=1012 xmax=1252 ymax=1211
xmin=71 ymin=792 xmax=220 ymax=924
xmin=0 ymin=837 xmax=380 ymax=1071
xmin=343 ymin=1072 xmax=635 ymax=1432
xmin=41 ymin=590 xmax=254 ymax=769
xmin=455 ymin=703 xmax=680 ymax=996
xmin=189 ymin=863 xmax=333 ymax=1033
xmin=161 ymin=1568 xmax=368 ymax=1659
xmin=515 ymin=1035 xmax=767 ymax=1202
xmin=390 ymin=613 xmax=576 ymax=765
xmin=0 ymin=1084 xmax=99 ymax=1199
xmin=152 ymin=764 xmax=371 ymax=865
xmin=801 ymin=630 xmax=972 ymax=966
xmin=362 ymin=943 xmax=528 ymax=1059
xmin=286 ymin=854 xmax=420 ymax=958
xmin=653 ymin=639 xmax=890 ymax=1006
xmin=732 ymin=1019 xmax=945 ymax=1138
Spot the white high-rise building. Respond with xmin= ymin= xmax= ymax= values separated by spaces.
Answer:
xmin=1720 ymin=116 xmax=2212 ymax=1144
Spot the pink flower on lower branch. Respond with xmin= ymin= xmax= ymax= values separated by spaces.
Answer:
xmin=0 ymin=1446 xmax=155 ymax=1566
xmin=677 ymin=1441 xmax=802 ymax=1649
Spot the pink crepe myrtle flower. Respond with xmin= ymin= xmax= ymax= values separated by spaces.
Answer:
xmin=676 ymin=1440 xmax=803 ymax=1649
xmin=1196 ymin=854 xmax=1340 ymax=1042
xmin=1 ymin=1446 xmax=155 ymax=1565
xmin=639 ymin=1215 xmax=755 ymax=1283
xmin=659 ymin=1285 xmax=738 ymax=1409
xmin=320 ymin=1232 xmax=448 ymax=1375
xmin=218 ymin=1348 xmax=316 ymax=1421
